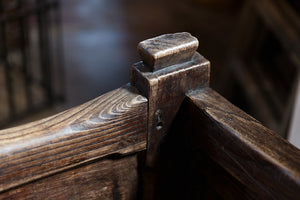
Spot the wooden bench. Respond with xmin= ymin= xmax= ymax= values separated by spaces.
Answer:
xmin=0 ymin=32 xmax=299 ymax=199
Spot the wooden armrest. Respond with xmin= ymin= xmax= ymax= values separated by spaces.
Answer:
xmin=0 ymin=84 xmax=147 ymax=193
xmin=186 ymin=87 xmax=300 ymax=199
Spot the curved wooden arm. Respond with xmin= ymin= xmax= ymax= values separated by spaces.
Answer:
xmin=186 ymin=87 xmax=300 ymax=199
xmin=0 ymin=84 xmax=147 ymax=193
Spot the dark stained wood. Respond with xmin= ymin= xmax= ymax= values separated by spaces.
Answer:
xmin=142 ymin=98 xmax=258 ymax=200
xmin=0 ymin=154 xmax=139 ymax=200
xmin=131 ymin=32 xmax=210 ymax=165
xmin=198 ymin=153 xmax=258 ymax=200
xmin=0 ymin=84 xmax=147 ymax=193
xmin=2 ymin=32 xmax=300 ymax=199
xmin=137 ymin=32 xmax=199 ymax=71
xmin=185 ymin=87 xmax=300 ymax=199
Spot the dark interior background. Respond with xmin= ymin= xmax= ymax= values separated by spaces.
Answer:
xmin=61 ymin=0 xmax=243 ymax=106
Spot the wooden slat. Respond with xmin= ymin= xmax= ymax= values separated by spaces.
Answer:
xmin=0 ymin=84 xmax=147 ymax=193
xmin=0 ymin=154 xmax=139 ymax=200
xmin=186 ymin=87 xmax=300 ymax=199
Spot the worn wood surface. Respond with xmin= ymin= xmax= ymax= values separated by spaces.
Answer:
xmin=132 ymin=32 xmax=210 ymax=165
xmin=0 ymin=154 xmax=139 ymax=200
xmin=137 ymin=32 xmax=199 ymax=71
xmin=3 ymin=31 xmax=300 ymax=199
xmin=185 ymin=87 xmax=300 ymax=199
xmin=0 ymin=84 xmax=147 ymax=193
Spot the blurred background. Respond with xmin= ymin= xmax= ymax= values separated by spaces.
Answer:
xmin=0 ymin=0 xmax=299 ymax=146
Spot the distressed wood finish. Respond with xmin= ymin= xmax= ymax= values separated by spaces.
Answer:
xmin=0 ymin=154 xmax=139 ymax=200
xmin=185 ymin=88 xmax=300 ymax=199
xmin=0 ymin=85 xmax=147 ymax=194
xmin=132 ymin=32 xmax=210 ymax=164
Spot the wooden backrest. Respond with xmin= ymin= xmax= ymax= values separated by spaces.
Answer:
xmin=0 ymin=32 xmax=299 ymax=199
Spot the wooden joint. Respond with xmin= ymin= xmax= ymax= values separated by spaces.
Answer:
xmin=131 ymin=32 xmax=210 ymax=165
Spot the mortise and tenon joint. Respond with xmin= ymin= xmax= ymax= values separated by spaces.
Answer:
xmin=131 ymin=32 xmax=210 ymax=165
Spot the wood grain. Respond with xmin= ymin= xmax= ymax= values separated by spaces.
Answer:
xmin=186 ymin=87 xmax=300 ymax=199
xmin=132 ymin=32 xmax=210 ymax=165
xmin=137 ymin=32 xmax=199 ymax=71
xmin=132 ymin=52 xmax=210 ymax=165
xmin=0 ymin=154 xmax=139 ymax=200
xmin=0 ymin=84 xmax=147 ymax=193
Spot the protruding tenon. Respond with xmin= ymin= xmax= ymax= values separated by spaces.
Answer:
xmin=137 ymin=32 xmax=199 ymax=71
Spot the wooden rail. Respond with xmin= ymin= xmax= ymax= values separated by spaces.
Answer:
xmin=186 ymin=88 xmax=300 ymax=199
xmin=0 ymin=85 xmax=147 ymax=197
xmin=151 ymin=87 xmax=300 ymax=199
